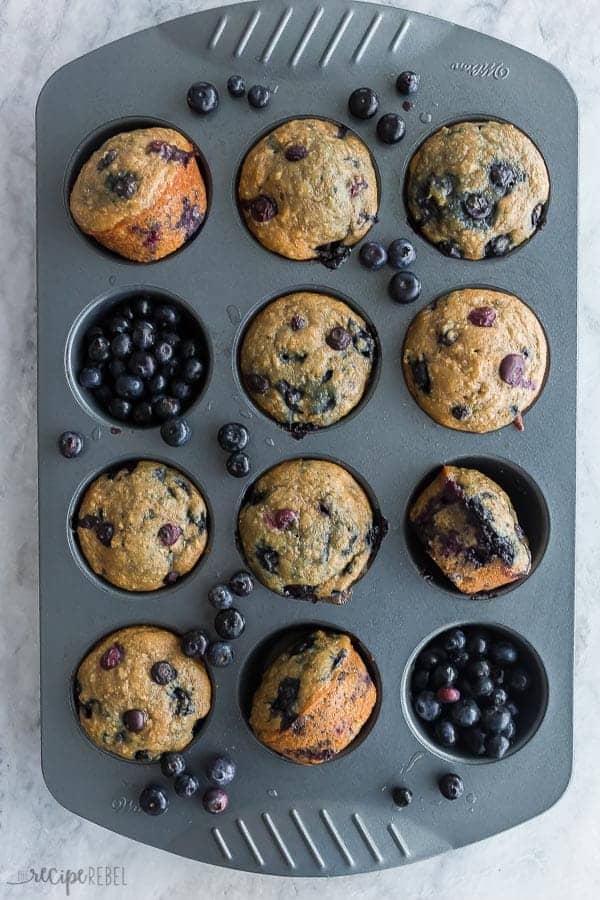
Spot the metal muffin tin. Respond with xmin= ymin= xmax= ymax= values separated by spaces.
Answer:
xmin=36 ymin=0 xmax=577 ymax=877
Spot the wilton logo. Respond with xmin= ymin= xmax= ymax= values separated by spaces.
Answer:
xmin=451 ymin=61 xmax=510 ymax=80
xmin=5 ymin=867 xmax=127 ymax=896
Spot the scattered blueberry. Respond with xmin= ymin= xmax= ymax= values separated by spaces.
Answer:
xmin=388 ymin=238 xmax=416 ymax=269
xmin=388 ymin=271 xmax=421 ymax=304
xmin=208 ymin=584 xmax=234 ymax=610
xmin=348 ymin=87 xmax=379 ymax=119
xmin=227 ymin=75 xmax=246 ymax=97
xmin=376 ymin=113 xmax=406 ymax=144
xmin=206 ymin=641 xmax=234 ymax=667
xmin=206 ymin=754 xmax=236 ymax=787
xmin=187 ymin=81 xmax=219 ymax=114
xmin=396 ymin=71 xmax=420 ymax=94
xmin=439 ymin=773 xmax=464 ymax=801
xmin=392 ymin=786 xmax=413 ymax=808
xmin=218 ymin=422 xmax=249 ymax=452
xmin=160 ymin=752 xmax=186 ymax=778
xmin=181 ymin=629 xmax=210 ymax=659
xmin=358 ymin=241 xmax=388 ymax=270
xmin=229 ymin=570 xmax=254 ymax=597
xmin=202 ymin=787 xmax=229 ymax=814
xmin=174 ymin=773 xmax=200 ymax=799
xmin=226 ymin=452 xmax=250 ymax=478
xmin=161 ymin=417 xmax=192 ymax=447
xmin=139 ymin=784 xmax=169 ymax=816
xmin=214 ymin=608 xmax=245 ymax=640
xmin=59 ymin=431 xmax=84 ymax=459
xmin=247 ymin=85 xmax=272 ymax=109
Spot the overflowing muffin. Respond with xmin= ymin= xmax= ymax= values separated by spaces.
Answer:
xmin=406 ymin=120 xmax=549 ymax=259
xmin=76 ymin=460 xmax=208 ymax=591
xmin=240 ymin=292 xmax=376 ymax=432
xmin=409 ymin=465 xmax=531 ymax=594
xmin=402 ymin=288 xmax=547 ymax=432
xmin=238 ymin=118 xmax=378 ymax=265
xmin=249 ymin=629 xmax=377 ymax=764
xmin=76 ymin=625 xmax=211 ymax=761
xmin=69 ymin=127 xmax=207 ymax=261
xmin=238 ymin=459 xmax=381 ymax=603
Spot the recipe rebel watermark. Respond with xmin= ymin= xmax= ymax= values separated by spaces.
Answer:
xmin=4 ymin=866 xmax=127 ymax=895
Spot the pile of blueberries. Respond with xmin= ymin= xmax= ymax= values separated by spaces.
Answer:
xmin=140 ymin=752 xmax=236 ymax=817
xmin=410 ymin=626 xmax=535 ymax=760
xmin=77 ymin=295 xmax=206 ymax=445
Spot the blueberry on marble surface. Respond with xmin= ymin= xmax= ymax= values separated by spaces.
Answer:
xmin=392 ymin=786 xmax=413 ymax=808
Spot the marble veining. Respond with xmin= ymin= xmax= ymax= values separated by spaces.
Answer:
xmin=0 ymin=0 xmax=598 ymax=897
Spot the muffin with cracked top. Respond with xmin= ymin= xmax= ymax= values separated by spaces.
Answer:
xmin=76 ymin=460 xmax=208 ymax=591
xmin=240 ymin=292 xmax=376 ymax=433
xmin=75 ymin=625 xmax=211 ymax=761
xmin=69 ymin=126 xmax=207 ymax=261
xmin=237 ymin=118 xmax=378 ymax=265
xmin=238 ymin=459 xmax=383 ymax=603
xmin=249 ymin=629 xmax=377 ymax=764
xmin=409 ymin=465 xmax=531 ymax=594
xmin=406 ymin=120 xmax=549 ymax=259
xmin=402 ymin=288 xmax=547 ymax=433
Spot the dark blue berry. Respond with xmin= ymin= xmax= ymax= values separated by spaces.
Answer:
xmin=149 ymin=373 xmax=168 ymax=396
xmin=179 ymin=339 xmax=197 ymax=359
xmin=171 ymin=380 xmax=192 ymax=402
xmin=202 ymin=787 xmax=228 ymax=814
xmin=88 ymin=335 xmax=110 ymax=361
xmin=111 ymin=333 xmax=132 ymax=358
xmin=463 ymin=727 xmax=487 ymax=756
xmin=159 ymin=331 xmax=181 ymax=348
xmin=388 ymin=271 xmax=421 ymax=303
xmin=431 ymin=664 xmax=457 ymax=688
xmin=358 ymin=241 xmax=387 ymax=270
xmin=133 ymin=297 xmax=152 ymax=317
xmin=490 ymin=642 xmax=518 ymax=665
xmin=174 ymin=773 xmax=200 ymax=798
xmin=509 ymin=668 xmax=530 ymax=692
xmin=227 ymin=75 xmax=245 ymax=97
xmin=187 ymin=81 xmax=219 ymax=114
xmin=396 ymin=71 xmax=420 ymax=94
xmin=206 ymin=641 xmax=234 ymax=667
xmin=128 ymin=351 xmax=156 ymax=380
xmin=108 ymin=315 xmax=130 ymax=335
xmin=59 ymin=431 xmax=84 ymax=458
xmin=442 ymin=629 xmax=466 ymax=653
xmin=160 ymin=416 xmax=191 ymax=447
xmin=151 ymin=661 xmax=177 ymax=685
xmin=412 ymin=669 xmax=430 ymax=692
xmin=417 ymin=648 xmax=446 ymax=670
xmin=466 ymin=632 xmax=488 ymax=656
xmin=247 ymin=84 xmax=272 ymax=108
xmin=79 ymin=366 xmax=103 ymax=389
xmin=155 ymin=304 xmax=180 ymax=327
xmin=485 ymin=234 xmax=511 ymax=257
xmin=160 ymin=752 xmax=186 ymax=778
xmin=208 ymin=584 xmax=233 ymax=610
xmin=214 ymin=608 xmax=245 ymax=640
xmin=448 ymin=650 xmax=469 ymax=670
xmin=229 ymin=570 xmax=254 ymax=597
xmin=154 ymin=396 xmax=181 ymax=420
xmin=489 ymin=687 xmax=508 ymax=707
xmin=376 ymin=113 xmax=406 ymax=144
xmin=226 ymin=452 xmax=250 ymax=478
xmin=506 ymin=701 xmax=519 ymax=718
xmin=115 ymin=373 xmax=144 ymax=400
xmin=132 ymin=401 xmax=153 ymax=425
xmin=132 ymin=321 xmax=155 ymax=350
xmin=392 ymin=787 xmax=412 ymax=807
xmin=481 ymin=706 xmax=511 ymax=733
xmin=154 ymin=341 xmax=173 ymax=365
xmin=108 ymin=397 xmax=132 ymax=420
xmin=503 ymin=719 xmax=516 ymax=740
xmin=471 ymin=676 xmax=494 ymax=698
xmin=451 ymin=697 xmax=480 ymax=727
xmin=388 ymin=238 xmax=416 ymax=269
xmin=439 ymin=773 xmax=464 ymax=801
xmin=435 ymin=719 xmax=457 ymax=747
xmin=218 ymin=422 xmax=249 ymax=452
xmin=486 ymin=733 xmax=510 ymax=759
xmin=468 ymin=659 xmax=490 ymax=680
xmin=206 ymin=755 xmax=236 ymax=787
xmin=181 ymin=629 xmax=209 ymax=659
xmin=182 ymin=358 xmax=204 ymax=382
xmin=348 ymin=87 xmax=379 ymax=119
xmin=414 ymin=690 xmax=441 ymax=722
xmin=139 ymin=784 xmax=169 ymax=816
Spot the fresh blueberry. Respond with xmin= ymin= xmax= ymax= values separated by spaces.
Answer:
xmin=388 ymin=271 xmax=421 ymax=303
xmin=154 ymin=341 xmax=173 ymax=366
xmin=417 ymin=648 xmax=446 ymax=670
xmin=215 ymin=608 xmax=245 ymax=640
xmin=206 ymin=641 xmax=234 ymax=667
xmin=111 ymin=333 xmax=132 ymax=359
xmin=448 ymin=650 xmax=469 ymax=670
xmin=128 ymin=351 xmax=156 ymax=380
xmin=171 ymin=380 xmax=192 ymax=402
xmin=154 ymin=396 xmax=181 ymax=420
xmin=490 ymin=665 xmax=505 ymax=686
xmin=247 ymin=85 xmax=272 ymax=108
xmin=468 ymin=659 xmax=490 ymax=680
xmin=376 ymin=113 xmax=406 ymax=144
xmin=396 ymin=71 xmax=420 ymax=94
xmin=179 ymin=339 xmax=198 ymax=359
xmin=132 ymin=401 xmax=154 ymax=425
xmin=226 ymin=452 xmax=250 ymax=478
xmin=388 ymin=238 xmax=416 ymax=269
xmin=115 ymin=374 xmax=144 ymax=400
xmin=133 ymin=297 xmax=152 ymax=317
xmin=435 ymin=719 xmax=457 ymax=747
xmin=181 ymin=629 xmax=210 ymax=659
xmin=348 ymin=87 xmax=379 ymax=119
xmin=414 ymin=690 xmax=441 ymax=722
xmin=471 ymin=676 xmax=494 ymax=699
xmin=108 ymin=397 xmax=132 ymax=420
xmin=486 ymin=733 xmax=510 ymax=759
xmin=208 ymin=584 xmax=233 ymax=610
xmin=139 ymin=784 xmax=169 ymax=816
xmin=151 ymin=661 xmax=177 ymax=685
xmin=431 ymin=664 xmax=457 ymax=688
xmin=442 ymin=629 xmax=466 ymax=653
xmin=206 ymin=754 xmax=236 ymax=787
xmin=358 ymin=241 xmax=387 ymax=270
xmin=490 ymin=642 xmax=518 ymax=665
xmin=229 ymin=570 xmax=254 ymax=597
xmin=439 ymin=773 xmax=464 ymax=801
xmin=481 ymin=705 xmax=512 ymax=733
xmin=466 ymin=632 xmax=488 ymax=657
xmin=160 ymin=752 xmax=186 ymax=778
xmin=79 ymin=366 xmax=103 ymax=389
xmin=160 ymin=417 xmax=192 ymax=447
xmin=463 ymin=727 xmax=487 ymax=756
xmin=59 ymin=431 xmax=84 ymax=459
xmin=202 ymin=787 xmax=229 ymax=814
xmin=132 ymin=321 xmax=155 ymax=350
xmin=506 ymin=701 xmax=519 ymax=718
xmin=174 ymin=773 xmax=200 ymax=799
xmin=187 ymin=81 xmax=219 ymax=114
xmin=182 ymin=358 xmax=204 ymax=382
xmin=227 ymin=75 xmax=246 ymax=97
xmin=88 ymin=335 xmax=111 ymax=362
xmin=155 ymin=304 xmax=180 ymax=327
xmin=107 ymin=315 xmax=130 ymax=335
xmin=149 ymin=373 xmax=168 ymax=396
xmin=503 ymin=719 xmax=517 ymax=740
xmin=159 ymin=331 xmax=181 ymax=348
xmin=451 ymin=697 xmax=480 ymax=728
xmin=218 ymin=423 xmax=249 ymax=452
xmin=412 ymin=669 xmax=430 ymax=692
xmin=509 ymin=668 xmax=530 ymax=692
xmin=489 ymin=687 xmax=508 ymax=707
xmin=392 ymin=786 xmax=413 ymax=808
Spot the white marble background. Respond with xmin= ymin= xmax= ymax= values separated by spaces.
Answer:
xmin=0 ymin=0 xmax=598 ymax=896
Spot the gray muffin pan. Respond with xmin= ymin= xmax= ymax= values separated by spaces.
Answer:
xmin=36 ymin=0 xmax=577 ymax=877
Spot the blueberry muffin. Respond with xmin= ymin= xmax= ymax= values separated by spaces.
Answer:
xmin=409 ymin=465 xmax=531 ymax=594
xmin=240 ymin=292 xmax=376 ymax=432
xmin=238 ymin=459 xmax=381 ymax=603
xmin=76 ymin=460 xmax=208 ymax=591
xmin=249 ymin=629 xmax=376 ymax=764
xmin=406 ymin=120 xmax=549 ymax=259
xmin=402 ymin=288 xmax=547 ymax=432
xmin=76 ymin=625 xmax=211 ymax=760
xmin=238 ymin=118 xmax=378 ymax=264
xmin=69 ymin=127 xmax=207 ymax=261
